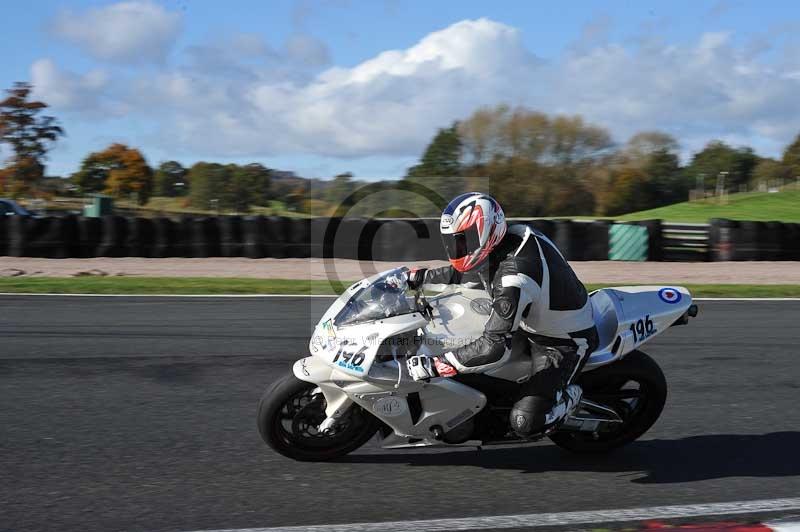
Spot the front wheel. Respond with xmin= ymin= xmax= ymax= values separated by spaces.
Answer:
xmin=549 ymin=350 xmax=667 ymax=453
xmin=257 ymin=372 xmax=379 ymax=461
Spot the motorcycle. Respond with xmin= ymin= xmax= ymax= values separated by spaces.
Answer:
xmin=257 ymin=266 xmax=698 ymax=461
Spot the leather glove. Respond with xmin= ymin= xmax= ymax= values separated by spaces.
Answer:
xmin=407 ymin=268 xmax=427 ymax=290
xmin=406 ymin=354 xmax=458 ymax=381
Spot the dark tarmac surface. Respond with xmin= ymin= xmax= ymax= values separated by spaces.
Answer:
xmin=1 ymin=296 xmax=799 ymax=532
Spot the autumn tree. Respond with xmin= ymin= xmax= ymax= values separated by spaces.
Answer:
xmin=453 ymin=106 xmax=612 ymax=216
xmin=0 ymin=82 xmax=64 ymax=195
xmin=71 ymin=144 xmax=154 ymax=205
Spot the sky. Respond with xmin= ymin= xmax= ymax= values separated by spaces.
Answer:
xmin=2 ymin=0 xmax=800 ymax=180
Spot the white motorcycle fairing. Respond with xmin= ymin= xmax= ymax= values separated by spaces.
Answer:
xmin=293 ymin=268 xmax=694 ymax=449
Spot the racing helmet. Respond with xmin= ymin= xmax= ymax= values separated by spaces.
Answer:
xmin=440 ymin=192 xmax=507 ymax=272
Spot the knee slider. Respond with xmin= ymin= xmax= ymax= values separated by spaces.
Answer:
xmin=510 ymin=395 xmax=554 ymax=437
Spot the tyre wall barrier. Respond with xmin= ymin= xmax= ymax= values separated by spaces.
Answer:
xmin=126 ymin=217 xmax=155 ymax=258
xmin=242 ymin=216 xmax=266 ymax=259
xmin=175 ymin=216 xmax=195 ymax=258
xmin=709 ymin=218 xmax=737 ymax=261
xmin=8 ymin=216 xmax=81 ymax=258
xmin=782 ymin=223 xmax=800 ymax=260
xmin=263 ymin=216 xmax=289 ymax=258
xmin=153 ymin=217 xmax=177 ymax=258
xmin=219 ymin=216 xmax=243 ymax=258
xmin=3 ymin=215 xmax=800 ymax=262
xmin=97 ymin=216 xmax=129 ymax=257
xmin=367 ymin=219 xmax=429 ymax=262
xmin=630 ymin=220 xmax=663 ymax=261
xmin=0 ymin=217 xmax=7 ymax=256
xmin=78 ymin=217 xmax=102 ymax=258
xmin=286 ymin=218 xmax=310 ymax=258
xmin=191 ymin=217 xmax=221 ymax=258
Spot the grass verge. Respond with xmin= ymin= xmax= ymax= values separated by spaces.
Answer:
xmin=0 ymin=277 xmax=799 ymax=298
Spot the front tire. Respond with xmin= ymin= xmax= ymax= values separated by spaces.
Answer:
xmin=257 ymin=372 xmax=379 ymax=462
xmin=549 ymin=350 xmax=667 ymax=453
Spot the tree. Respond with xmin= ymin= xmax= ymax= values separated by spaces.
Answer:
xmin=686 ymin=140 xmax=757 ymax=190
xmin=752 ymin=158 xmax=789 ymax=189
xmin=600 ymin=165 xmax=651 ymax=216
xmin=618 ymin=132 xmax=688 ymax=207
xmin=0 ymin=82 xmax=64 ymax=195
xmin=187 ymin=162 xmax=271 ymax=212
xmin=71 ymin=144 xmax=154 ymax=205
xmin=153 ymin=161 xmax=188 ymax=197
xmin=623 ymin=131 xmax=679 ymax=165
xmin=782 ymin=133 xmax=800 ymax=180
xmin=404 ymin=124 xmax=465 ymax=215
xmin=644 ymin=148 xmax=689 ymax=206
xmin=406 ymin=125 xmax=463 ymax=178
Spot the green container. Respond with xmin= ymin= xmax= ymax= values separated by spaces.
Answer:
xmin=609 ymin=224 xmax=649 ymax=261
xmin=83 ymin=194 xmax=114 ymax=217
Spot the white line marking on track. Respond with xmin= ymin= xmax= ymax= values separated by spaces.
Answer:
xmin=1 ymin=293 xmax=800 ymax=301
xmin=183 ymin=498 xmax=800 ymax=532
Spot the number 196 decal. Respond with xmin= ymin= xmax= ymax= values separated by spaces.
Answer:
xmin=332 ymin=345 xmax=366 ymax=372
xmin=629 ymin=315 xmax=657 ymax=343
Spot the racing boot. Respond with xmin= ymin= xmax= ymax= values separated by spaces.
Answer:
xmin=542 ymin=384 xmax=583 ymax=434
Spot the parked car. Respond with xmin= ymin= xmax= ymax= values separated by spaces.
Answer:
xmin=0 ymin=199 xmax=33 ymax=217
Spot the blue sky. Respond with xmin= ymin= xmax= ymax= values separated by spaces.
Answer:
xmin=2 ymin=0 xmax=800 ymax=179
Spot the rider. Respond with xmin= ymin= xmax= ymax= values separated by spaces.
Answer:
xmin=406 ymin=192 xmax=599 ymax=438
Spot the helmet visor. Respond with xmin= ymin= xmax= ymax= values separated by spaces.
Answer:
xmin=441 ymin=226 xmax=481 ymax=260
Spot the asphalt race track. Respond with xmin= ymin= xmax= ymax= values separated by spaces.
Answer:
xmin=2 ymin=295 xmax=800 ymax=532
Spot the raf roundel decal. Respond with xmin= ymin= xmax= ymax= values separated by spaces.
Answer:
xmin=658 ymin=287 xmax=682 ymax=304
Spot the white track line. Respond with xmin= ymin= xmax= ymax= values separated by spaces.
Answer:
xmin=1 ymin=293 xmax=800 ymax=301
xmin=185 ymin=497 xmax=800 ymax=532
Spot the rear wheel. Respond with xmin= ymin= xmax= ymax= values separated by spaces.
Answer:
xmin=549 ymin=350 xmax=667 ymax=453
xmin=257 ymin=372 xmax=379 ymax=461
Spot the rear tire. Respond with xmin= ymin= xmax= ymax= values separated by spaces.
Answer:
xmin=257 ymin=372 xmax=379 ymax=462
xmin=549 ymin=350 xmax=667 ymax=454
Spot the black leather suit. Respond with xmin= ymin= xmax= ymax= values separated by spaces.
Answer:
xmin=422 ymin=224 xmax=599 ymax=436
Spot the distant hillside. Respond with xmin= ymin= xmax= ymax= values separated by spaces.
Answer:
xmin=618 ymin=189 xmax=800 ymax=223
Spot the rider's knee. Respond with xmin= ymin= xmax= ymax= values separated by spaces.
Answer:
xmin=509 ymin=395 xmax=553 ymax=438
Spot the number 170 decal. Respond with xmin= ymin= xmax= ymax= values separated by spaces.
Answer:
xmin=629 ymin=315 xmax=657 ymax=343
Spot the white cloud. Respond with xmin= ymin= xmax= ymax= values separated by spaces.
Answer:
xmin=52 ymin=1 xmax=182 ymax=64
xmin=30 ymin=59 xmax=117 ymax=115
xmin=37 ymin=17 xmax=800 ymax=166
